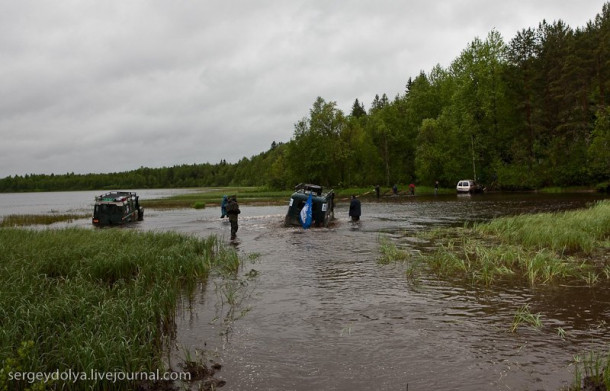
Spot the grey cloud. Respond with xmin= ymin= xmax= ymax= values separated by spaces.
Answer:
xmin=0 ymin=0 xmax=605 ymax=177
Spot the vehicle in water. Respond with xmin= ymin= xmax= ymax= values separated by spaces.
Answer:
xmin=284 ymin=183 xmax=335 ymax=227
xmin=456 ymin=179 xmax=484 ymax=194
xmin=92 ymin=191 xmax=144 ymax=226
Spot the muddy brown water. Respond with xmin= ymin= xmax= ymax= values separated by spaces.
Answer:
xmin=145 ymin=192 xmax=609 ymax=391
xmin=1 ymin=191 xmax=609 ymax=390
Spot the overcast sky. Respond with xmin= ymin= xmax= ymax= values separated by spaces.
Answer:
xmin=0 ymin=0 xmax=606 ymax=178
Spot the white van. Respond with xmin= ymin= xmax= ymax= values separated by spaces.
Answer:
xmin=456 ymin=179 xmax=483 ymax=193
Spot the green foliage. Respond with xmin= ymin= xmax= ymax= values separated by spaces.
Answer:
xmin=415 ymin=116 xmax=462 ymax=186
xmin=0 ymin=341 xmax=50 ymax=391
xmin=285 ymin=97 xmax=349 ymax=186
xmin=589 ymin=107 xmax=610 ymax=180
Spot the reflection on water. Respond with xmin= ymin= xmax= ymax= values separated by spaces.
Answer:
xmin=1 ymin=191 xmax=609 ymax=390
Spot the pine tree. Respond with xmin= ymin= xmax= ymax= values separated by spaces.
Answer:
xmin=350 ymin=98 xmax=366 ymax=118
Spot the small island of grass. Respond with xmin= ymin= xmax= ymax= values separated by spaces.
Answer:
xmin=414 ymin=200 xmax=610 ymax=286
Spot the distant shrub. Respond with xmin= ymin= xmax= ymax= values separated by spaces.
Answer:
xmin=595 ymin=182 xmax=610 ymax=193
xmin=192 ymin=201 xmax=206 ymax=209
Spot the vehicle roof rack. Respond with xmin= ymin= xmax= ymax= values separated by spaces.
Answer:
xmin=95 ymin=191 xmax=138 ymax=202
xmin=294 ymin=183 xmax=323 ymax=195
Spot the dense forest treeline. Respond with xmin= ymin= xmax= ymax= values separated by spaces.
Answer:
xmin=1 ymin=4 xmax=609 ymax=193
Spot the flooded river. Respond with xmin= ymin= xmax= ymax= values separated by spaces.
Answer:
xmin=1 ymin=191 xmax=609 ymax=390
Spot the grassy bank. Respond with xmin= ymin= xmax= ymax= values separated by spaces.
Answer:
xmin=414 ymin=200 xmax=610 ymax=286
xmin=0 ymin=228 xmax=240 ymax=390
xmin=142 ymin=185 xmax=456 ymax=209
xmin=141 ymin=187 xmax=292 ymax=209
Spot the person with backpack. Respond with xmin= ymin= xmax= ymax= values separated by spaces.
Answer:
xmin=220 ymin=195 xmax=228 ymax=218
xmin=226 ymin=195 xmax=241 ymax=240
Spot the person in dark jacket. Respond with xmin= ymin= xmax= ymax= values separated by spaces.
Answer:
xmin=349 ymin=195 xmax=361 ymax=222
xmin=226 ymin=195 xmax=240 ymax=239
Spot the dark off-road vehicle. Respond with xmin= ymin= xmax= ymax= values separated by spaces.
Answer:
xmin=92 ymin=191 xmax=144 ymax=226
xmin=284 ymin=183 xmax=335 ymax=227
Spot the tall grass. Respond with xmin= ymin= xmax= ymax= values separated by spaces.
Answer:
xmin=0 ymin=228 xmax=241 ymax=390
xmin=572 ymin=351 xmax=610 ymax=390
xmin=472 ymin=200 xmax=610 ymax=255
xmin=510 ymin=304 xmax=543 ymax=332
xmin=377 ymin=237 xmax=411 ymax=265
xmin=416 ymin=200 xmax=610 ymax=286
xmin=1 ymin=214 xmax=89 ymax=227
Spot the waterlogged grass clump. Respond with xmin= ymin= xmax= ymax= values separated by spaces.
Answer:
xmin=377 ymin=237 xmax=411 ymax=265
xmin=192 ymin=201 xmax=206 ymax=209
xmin=417 ymin=200 xmax=610 ymax=286
xmin=572 ymin=350 xmax=610 ymax=391
xmin=0 ymin=213 xmax=89 ymax=227
xmin=510 ymin=304 xmax=543 ymax=332
xmin=0 ymin=228 xmax=241 ymax=390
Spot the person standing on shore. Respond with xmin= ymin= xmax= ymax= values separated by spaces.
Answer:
xmin=226 ymin=195 xmax=240 ymax=240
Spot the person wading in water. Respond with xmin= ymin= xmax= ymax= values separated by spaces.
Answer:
xmin=349 ymin=195 xmax=361 ymax=222
xmin=226 ymin=195 xmax=241 ymax=240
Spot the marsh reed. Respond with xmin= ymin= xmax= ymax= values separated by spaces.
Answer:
xmin=572 ymin=350 xmax=610 ymax=390
xmin=0 ymin=213 xmax=89 ymax=227
xmin=416 ymin=200 xmax=610 ymax=286
xmin=0 ymin=228 xmax=241 ymax=390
